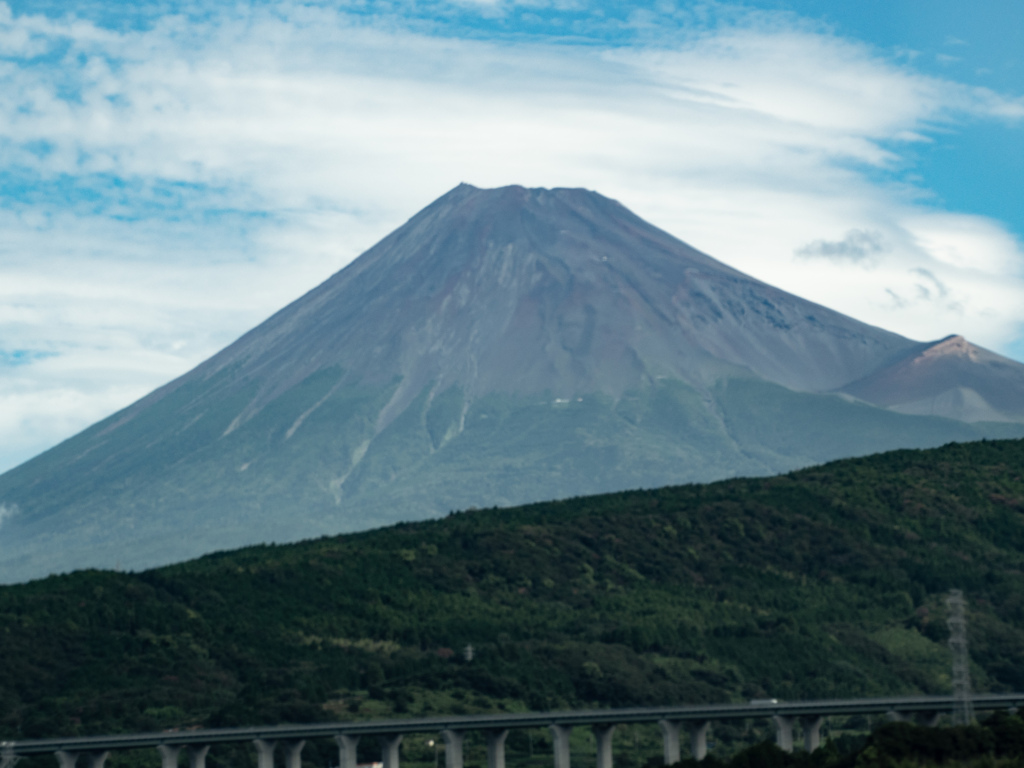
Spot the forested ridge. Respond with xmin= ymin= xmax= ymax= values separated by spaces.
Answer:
xmin=3 ymin=438 xmax=1024 ymax=767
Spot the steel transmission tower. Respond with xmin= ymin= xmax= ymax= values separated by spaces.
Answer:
xmin=947 ymin=589 xmax=974 ymax=725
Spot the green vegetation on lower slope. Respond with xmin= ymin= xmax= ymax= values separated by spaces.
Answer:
xmin=2 ymin=438 xmax=1024 ymax=767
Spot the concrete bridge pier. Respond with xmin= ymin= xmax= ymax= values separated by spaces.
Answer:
xmin=159 ymin=744 xmax=210 ymax=768
xmin=772 ymin=716 xmax=795 ymax=753
xmin=592 ymin=725 xmax=615 ymax=768
xmin=657 ymin=720 xmax=680 ymax=765
xmin=658 ymin=719 xmax=709 ymax=761
xmin=282 ymin=741 xmax=305 ymax=768
xmin=800 ymin=717 xmax=823 ymax=752
xmin=486 ymin=729 xmax=509 ymax=768
xmin=382 ymin=734 xmax=402 ymax=768
xmin=254 ymin=740 xmax=277 ymax=768
xmin=335 ymin=734 xmax=359 ymax=768
xmin=550 ymin=725 xmax=572 ymax=768
xmin=157 ymin=745 xmax=181 ymax=768
xmin=441 ymin=730 xmax=464 ymax=768
xmin=689 ymin=722 xmax=710 ymax=761
xmin=189 ymin=745 xmax=210 ymax=768
xmin=56 ymin=752 xmax=109 ymax=768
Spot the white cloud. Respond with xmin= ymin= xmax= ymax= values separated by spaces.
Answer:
xmin=795 ymin=230 xmax=887 ymax=265
xmin=0 ymin=1 xmax=1021 ymax=472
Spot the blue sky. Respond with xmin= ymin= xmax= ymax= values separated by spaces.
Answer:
xmin=767 ymin=0 xmax=1022 ymax=234
xmin=0 ymin=0 xmax=1021 ymax=473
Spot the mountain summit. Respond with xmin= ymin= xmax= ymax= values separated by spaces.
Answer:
xmin=2 ymin=184 xmax=1022 ymax=582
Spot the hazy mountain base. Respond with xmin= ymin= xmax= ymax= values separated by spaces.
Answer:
xmin=1 ymin=366 xmax=1021 ymax=583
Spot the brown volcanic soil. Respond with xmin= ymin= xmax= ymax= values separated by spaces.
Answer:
xmin=840 ymin=335 xmax=1024 ymax=422
xmin=122 ymin=184 xmax=917 ymax=434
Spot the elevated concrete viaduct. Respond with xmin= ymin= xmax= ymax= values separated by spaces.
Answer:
xmin=6 ymin=694 xmax=1024 ymax=768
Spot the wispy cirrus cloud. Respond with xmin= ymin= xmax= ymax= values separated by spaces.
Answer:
xmin=0 ymin=0 xmax=1021 ymax=472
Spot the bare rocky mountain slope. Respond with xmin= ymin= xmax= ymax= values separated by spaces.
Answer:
xmin=840 ymin=334 xmax=1024 ymax=423
xmin=1 ymin=184 xmax=1022 ymax=583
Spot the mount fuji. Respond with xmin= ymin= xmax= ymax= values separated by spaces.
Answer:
xmin=2 ymin=184 xmax=1022 ymax=582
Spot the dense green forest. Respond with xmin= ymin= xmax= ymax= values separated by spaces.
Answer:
xmin=3 ymin=438 xmax=1024 ymax=768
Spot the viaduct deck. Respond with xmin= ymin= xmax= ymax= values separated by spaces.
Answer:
xmin=5 ymin=694 xmax=1023 ymax=768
